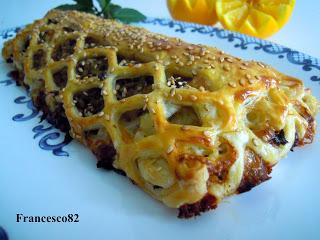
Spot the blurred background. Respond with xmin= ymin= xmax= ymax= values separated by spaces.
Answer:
xmin=0 ymin=0 xmax=319 ymax=58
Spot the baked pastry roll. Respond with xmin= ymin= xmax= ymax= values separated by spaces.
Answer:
xmin=2 ymin=10 xmax=319 ymax=218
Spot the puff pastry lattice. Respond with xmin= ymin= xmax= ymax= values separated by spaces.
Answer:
xmin=2 ymin=10 xmax=319 ymax=218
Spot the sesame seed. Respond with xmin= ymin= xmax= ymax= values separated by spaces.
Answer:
xmin=239 ymin=79 xmax=246 ymax=86
xmin=252 ymin=138 xmax=259 ymax=146
xmin=143 ymin=103 xmax=147 ymax=111
xmin=255 ymin=75 xmax=261 ymax=80
xmin=181 ymin=125 xmax=190 ymax=131
xmin=105 ymin=114 xmax=110 ymax=121
xmin=150 ymin=108 xmax=156 ymax=114
xmin=164 ymin=61 xmax=170 ymax=66
xmin=245 ymin=73 xmax=251 ymax=80
xmin=97 ymin=112 xmax=104 ymax=117
xmin=177 ymin=94 xmax=183 ymax=101
xmin=240 ymin=65 xmax=247 ymax=70
xmin=248 ymin=79 xmax=255 ymax=84
xmin=167 ymin=144 xmax=174 ymax=154
xmin=226 ymin=57 xmax=233 ymax=63
xmin=170 ymin=88 xmax=176 ymax=97
xmin=199 ymin=86 xmax=205 ymax=92
xmin=209 ymin=64 xmax=215 ymax=69
xmin=190 ymin=95 xmax=198 ymax=101
xmin=228 ymin=82 xmax=237 ymax=88
xmin=77 ymin=67 xmax=83 ymax=73
xmin=257 ymin=62 xmax=265 ymax=68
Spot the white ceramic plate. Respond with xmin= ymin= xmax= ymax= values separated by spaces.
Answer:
xmin=0 ymin=18 xmax=319 ymax=240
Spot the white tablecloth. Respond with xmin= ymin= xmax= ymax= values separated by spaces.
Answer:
xmin=1 ymin=0 xmax=319 ymax=58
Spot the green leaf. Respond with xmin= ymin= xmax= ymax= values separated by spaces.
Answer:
xmin=109 ymin=3 xmax=121 ymax=17
xmin=97 ymin=0 xmax=111 ymax=10
xmin=112 ymin=8 xmax=146 ymax=23
xmin=73 ymin=0 xmax=93 ymax=8
xmin=55 ymin=4 xmax=86 ymax=11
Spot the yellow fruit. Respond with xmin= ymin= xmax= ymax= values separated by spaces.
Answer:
xmin=167 ymin=0 xmax=218 ymax=25
xmin=216 ymin=0 xmax=295 ymax=38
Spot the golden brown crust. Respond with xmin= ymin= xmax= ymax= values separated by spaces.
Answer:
xmin=2 ymin=10 xmax=319 ymax=217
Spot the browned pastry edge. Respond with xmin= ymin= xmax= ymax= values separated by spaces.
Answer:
xmin=178 ymin=194 xmax=217 ymax=218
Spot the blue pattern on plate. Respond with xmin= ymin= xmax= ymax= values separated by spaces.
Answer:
xmin=0 ymin=72 xmax=72 ymax=157
xmin=0 ymin=226 xmax=8 ymax=240
xmin=12 ymin=95 xmax=38 ymax=121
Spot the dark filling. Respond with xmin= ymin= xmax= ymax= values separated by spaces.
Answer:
xmin=22 ymin=35 xmax=31 ymax=53
xmin=52 ymin=39 xmax=76 ymax=61
xmin=76 ymin=57 xmax=108 ymax=80
xmin=178 ymin=194 xmax=217 ymax=218
xmin=53 ymin=66 xmax=68 ymax=89
xmin=237 ymin=148 xmax=271 ymax=193
xmin=95 ymin=144 xmax=117 ymax=170
xmin=6 ymin=56 xmax=13 ymax=63
xmin=268 ymin=129 xmax=288 ymax=146
xmin=9 ymin=70 xmax=29 ymax=89
xmin=47 ymin=18 xmax=59 ymax=25
xmin=116 ymin=76 xmax=153 ymax=100
xmin=34 ymin=90 xmax=70 ymax=133
xmin=33 ymin=49 xmax=46 ymax=70
xmin=73 ymin=88 xmax=104 ymax=117
xmin=290 ymin=133 xmax=299 ymax=151
xmin=63 ymin=26 xmax=76 ymax=33
xmin=84 ymin=36 xmax=107 ymax=49
xmin=84 ymin=128 xmax=125 ymax=175
xmin=84 ymin=128 xmax=99 ymax=138
xmin=168 ymin=74 xmax=193 ymax=88
xmin=38 ymin=29 xmax=55 ymax=44
xmin=121 ymin=108 xmax=146 ymax=122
